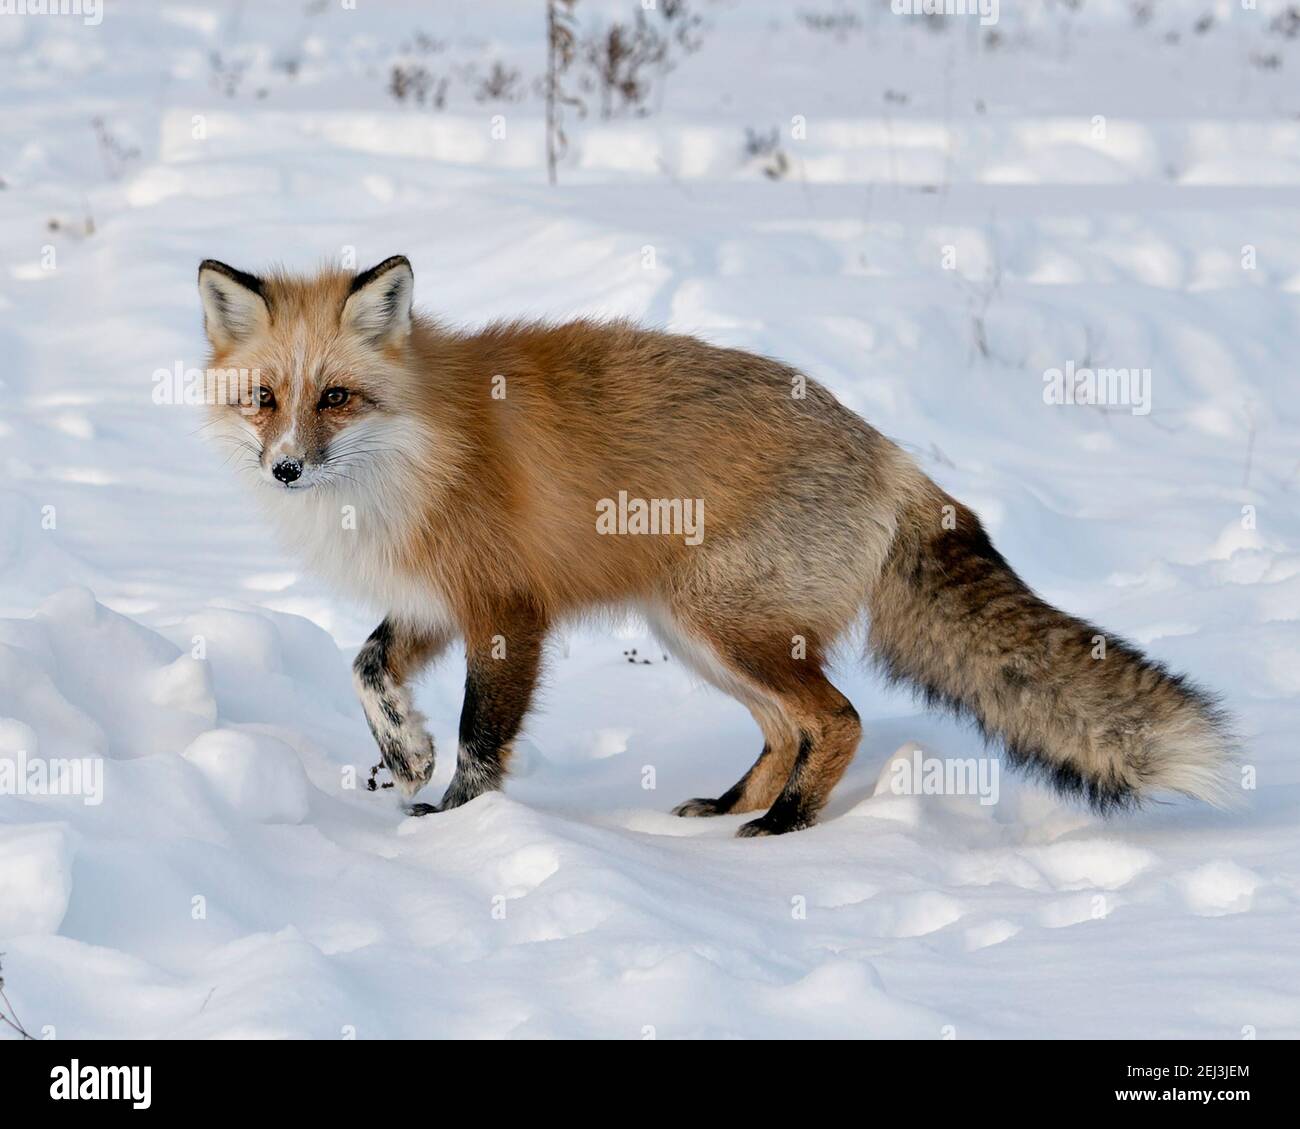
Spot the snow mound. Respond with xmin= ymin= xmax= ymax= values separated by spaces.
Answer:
xmin=182 ymin=729 xmax=313 ymax=825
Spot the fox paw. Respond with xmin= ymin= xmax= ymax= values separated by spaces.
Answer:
xmin=672 ymin=797 xmax=730 ymax=818
xmin=381 ymin=734 xmax=435 ymax=799
xmin=405 ymin=802 xmax=440 ymax=817
xmin=736 ymin=813 xmax=809 ymax=838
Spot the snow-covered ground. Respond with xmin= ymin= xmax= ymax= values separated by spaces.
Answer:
xmin=2 ymin=0 xmax=1299 ymax=1038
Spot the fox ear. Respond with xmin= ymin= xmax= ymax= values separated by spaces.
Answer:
xmin=342 ymin=255 xmax=413 ymax=347
xmin=198 ymin=260 xmax=269 ymax=350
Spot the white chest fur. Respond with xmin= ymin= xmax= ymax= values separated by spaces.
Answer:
xmin=258 ymin=473 xmax=455 ymax=631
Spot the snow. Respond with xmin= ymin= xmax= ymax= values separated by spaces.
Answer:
xmin=2 ymin=0 xmax=1299 ymax=1038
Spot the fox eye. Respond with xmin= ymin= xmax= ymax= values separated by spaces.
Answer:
xmin=319 ymin=387 xmax=350 ymax=409
xmin=256 ymin=386 xmax=276 ymax=410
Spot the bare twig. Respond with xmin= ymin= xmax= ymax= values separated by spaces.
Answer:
xmin=544 ymin=0 xmax=583 ymax=185
xmin=0 ymin=956 xmax=36 ymax=1040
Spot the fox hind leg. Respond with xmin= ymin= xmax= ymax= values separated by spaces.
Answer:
xmin=673 ymin=700 xmax=802 ymax=816
xmin=659 ymin=611 xmax=861 ymax=834
xmin=736 ymin=678 xmax=861 ymax=838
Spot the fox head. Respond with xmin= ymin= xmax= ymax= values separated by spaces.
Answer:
xmin=197 ymin=255 xmax=423 ymax=492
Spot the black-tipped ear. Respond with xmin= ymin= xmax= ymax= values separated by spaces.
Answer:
xmin=198 ymin=260 xmax=270 ymax=350
xmin=341 ymin=255 xmax=414 ymax=346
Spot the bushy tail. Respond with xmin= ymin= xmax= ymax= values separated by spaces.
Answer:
xmin=867 ymin=482 xmax=1236 ymax=811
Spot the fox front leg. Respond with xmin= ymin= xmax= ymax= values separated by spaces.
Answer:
xmin=353 ymin=618 xmax=451 ymax=806
xmin=440 ymin=610 xmax=546 ymax=812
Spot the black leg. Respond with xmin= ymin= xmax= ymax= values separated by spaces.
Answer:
xmin=441 ymin=613 xmax=545 ymax=811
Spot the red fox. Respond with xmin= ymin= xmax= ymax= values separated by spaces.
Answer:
xmin=198 ymin=255 xmax=1235 ymax=835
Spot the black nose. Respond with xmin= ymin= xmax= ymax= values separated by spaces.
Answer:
xmin=272 ymin=458 xmax=303 ymax=484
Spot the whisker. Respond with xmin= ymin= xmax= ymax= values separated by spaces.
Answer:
xmin=321 ymin=443 xmax=394 ymax=462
